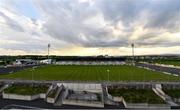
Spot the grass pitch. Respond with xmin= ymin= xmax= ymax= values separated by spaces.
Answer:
xmin=0 ymin=65 xmax=179 ymax=81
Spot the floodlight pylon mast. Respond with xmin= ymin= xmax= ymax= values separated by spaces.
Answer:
xmin=48 ymin=43 xmax=50 ymax=63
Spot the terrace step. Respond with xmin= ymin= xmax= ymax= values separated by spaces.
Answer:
xmin=153 ymin=84 xmax=178 ymax=106
xmin=102 ymin=85 xmax=119 ymax=106
xmin=54 ymin=87 xmax=66 ymax=106
xmin=0 ymin=84 xmax=9 ymax=94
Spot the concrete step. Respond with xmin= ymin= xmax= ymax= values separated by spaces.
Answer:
xmin=153 ymin=84 xmax=178 ymax=106
xmin=102 ymin=86 xmax=120 ymax=106
xmin=0 ymin=84 xmax=9 ymax=93
xmin=54 ymin=88 xmax=66 ymax=106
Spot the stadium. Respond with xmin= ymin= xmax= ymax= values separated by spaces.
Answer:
xmin=0 ymin=56 xmax=179 ymax=82
xmin=1 ymin=0 xmax=180 ymax=109
xmin=0 ymin=55 xmax=180 ymax=109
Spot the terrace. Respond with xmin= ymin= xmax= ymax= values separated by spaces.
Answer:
xmin=4 ymin=84 xmax=49 ymax=95
xmin=163 ymin=89 xmax=180 ymax=99
xmin=48 ymin=87 xmax=58 ymax=98
xmin=108 ymin=88 xmax=165 ymax=104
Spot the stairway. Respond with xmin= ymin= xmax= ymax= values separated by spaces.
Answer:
xmin=153 ymin=84 xmax=178 ymax=106
xmin=0 ymin=84 xmax=9 ymax=94
xmin=102 ymin=85 xmax=119 ymax=105
xmin=54 ymin=87 xmax=66 ymax=106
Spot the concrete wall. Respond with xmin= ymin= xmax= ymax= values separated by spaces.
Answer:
xmin=3 ymin=92 xmax=48 ymax=101
xmin=172 ymin=98 xmax=180 ymax=103
xmin=63 ymin=99 xmax=104 ymax=108
xmin=47 ymin=97 xmax=55 ymax=103
xmin=108 ymin=84 xmax=153 ymax=89
xmin=57 ymin=83 xmax=102 ymax=93
xmin=46 ymin=85 xmax=63 ymax=104
xmin=162 ymin=84 xmax=180 ymax=89
xmin=112 ymin=96 xmax=126 ymax=106
xmin=40 ymin=93 xmax=46 ymax=99
xmin=3 ymin=92 xmax=40 ymax=101
xmin=2 ymin=85 xmax=51 ymax=101
xmin=126 ymin=103 xmax=170 ymax=109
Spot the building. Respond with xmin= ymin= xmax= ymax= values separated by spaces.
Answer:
xmin=13 ymin=59 xmax=38 ymax=66
xmin=40 ymin=59 xmax=52 ymax=64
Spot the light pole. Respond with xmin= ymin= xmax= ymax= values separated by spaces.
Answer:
xmin=48 ymin=43 xmax=50 ymax=64
xmin=31 ymin=67 xmax=35 ymax=86
xmin=131 ymin=43 xmax=135 ymax=65
xmin=107 ymin=69 xmax=110 ymax=82
xmin=31 ymin=68 xmax=33 ymax=81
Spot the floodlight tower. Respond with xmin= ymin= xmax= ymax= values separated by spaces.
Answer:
xmin=131 ymin=43 xmax=135 ymax=65
xmin=48 ymin=43 xmax=50 ymax=64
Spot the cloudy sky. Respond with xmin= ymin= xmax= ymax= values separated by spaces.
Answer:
xmin=0 ymin=0 xmax=180 ymax=56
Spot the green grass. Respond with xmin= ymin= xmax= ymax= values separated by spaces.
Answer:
xmin=48 ymin=88 xmax=58 ymax=98
xmin=4 ymin=84 xmax=49 ymax=95
xmin=154 ymin=61 xmax=180 ymax=66
xmin=163 ymin=89 xmax=180 ymax=98
xmin=0 ymin=65 xmax=180 ymax=81
xmin=108 ymin=88 xmax=165 ymax=104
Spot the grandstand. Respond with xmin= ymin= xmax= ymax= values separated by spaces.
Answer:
xmin=56 ymin=56 xmax=126 ymax=65
xmin=0 ymin=66 xmax=34 ymax=74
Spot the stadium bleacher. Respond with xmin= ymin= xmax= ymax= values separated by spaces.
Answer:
xmin=136 ymin=63 xmax=180 ymax=76
xmin=0 ymin=66 xmax=34 ymax=74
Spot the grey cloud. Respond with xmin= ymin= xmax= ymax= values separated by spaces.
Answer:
xmin=34 ymin=0 xmax=132 ymax=47
xmin=135 ymin=41 xmax=180 ymax=48
xmin=1 ymin=40 xmax=46 ymax=52
xmin=1 ymin=0 xmax=180 ymax=56
xmin=6 ymin=0 xmax=180 ymax=48
xmin=96 ymin=0 xmax=149 ymax=25
xmin=0 ymin=11 xmax=24 ymax=32
xmin=144 ymin=0 xmax=180 ymax=31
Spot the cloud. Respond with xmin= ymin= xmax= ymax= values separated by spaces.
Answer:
xmin=0 ymin=11 xmax=24 ymax=32
xmin=0 ymin=0 xmax=180 ymax=55
xmin=33 ymin=0 xmax=180 ymax=47
xmin=33 ymin=0 xmax=131 ymax=47
xmin=144 ymin=0 xmax=180 ymax=31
